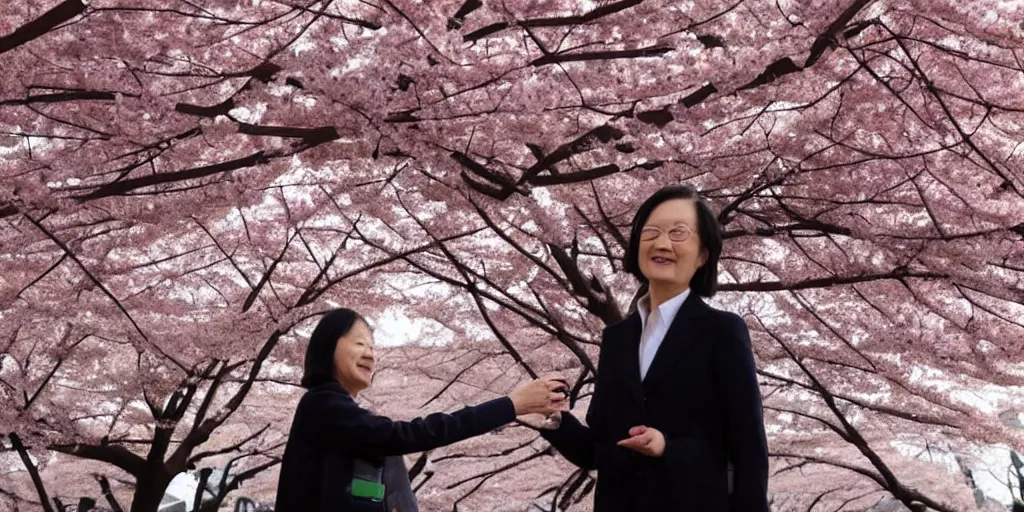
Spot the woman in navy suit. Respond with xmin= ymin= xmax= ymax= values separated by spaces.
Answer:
xmin=275 ymin=308 xmax=566 ymax=512
xmin=540 ymin=185 xmax=770 ymax=511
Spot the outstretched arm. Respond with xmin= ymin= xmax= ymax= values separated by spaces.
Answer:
xmin=304 ymin=389 xmax=517 ymax=457
xmin=303 ymin=376 xmax=565 ymax=458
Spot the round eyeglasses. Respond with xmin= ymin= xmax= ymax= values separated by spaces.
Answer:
xmin=640 ymin=226 xmax=692 ymax=242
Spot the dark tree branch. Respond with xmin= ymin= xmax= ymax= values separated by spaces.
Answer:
xmin=681 ymin=0 xmax=876 ymax=108
xmin=520 ymin=125 xmax=625 ymax=185
xmin=547 ymin=244 xmax=622 ymax=325
xmin=169 ymin=331 xmax=283 ymax=471
xmin=77 ymin=152 xmax=272 ymax=200
xmin=242 ymin=230 xmax=298 ymax=312
xmin=447 ymin=0 xmax=483 ymax=30
xmin=463 ymin=0 xmax=642 ymax=42
xmin=9 ymin=434 xmax=55 ymax=512
xmin=196 ymin=457 xmax=281 ymax=512
xmin=719 ymin=270 xmax=946 ymax=292
xmin=94 ymin=475 xmax=124 ymax=512
xmin=0 ymin=90 xmax=118 ymax=106
xmin=806 ymin=0 xmax=876 ymax=67
xmin=761 ymin=320 xmax=956 ymax=512
xmin=237 ymin=123 xmax=340 ymax=142
xmin=187 ymin=424 xmax=271 ymax=467
xmin=0 ymin=0 xmax=86 ymax=55
xmin=531 ymin=45 xmax=672 ymax=66
xmin=50 ymin=442 xmax=147 ymax=478
xmin=22 ymin=214 xmax=163 ymax=360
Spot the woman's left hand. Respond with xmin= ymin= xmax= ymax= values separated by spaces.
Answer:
xmin=617 ymin=425 xmax=665 ymax=456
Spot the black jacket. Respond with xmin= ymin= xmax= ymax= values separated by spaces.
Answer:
xmin=274 ymin=381 xmax=516 ymax=512
xmin=542 ymin=295 xmax=770 ymax=511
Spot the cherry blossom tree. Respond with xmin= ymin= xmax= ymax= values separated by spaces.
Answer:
xmin=3 ymin=0 xmax=1024 ymax=510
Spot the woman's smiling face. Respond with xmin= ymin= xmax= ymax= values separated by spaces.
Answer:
xmin=333 ymin=319 xmax=375 ymax=395
xmin=637 ymin=198 xmax=707 ymax=294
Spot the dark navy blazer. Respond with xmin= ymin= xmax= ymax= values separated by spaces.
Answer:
xmin=542 ymin=294 xmax=770 ymax=511
xmin=274 ymin=381 xmax=516 ymax=512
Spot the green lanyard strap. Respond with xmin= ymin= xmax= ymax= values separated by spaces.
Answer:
xmin=351 ymin=459 xmax=385 ymax=501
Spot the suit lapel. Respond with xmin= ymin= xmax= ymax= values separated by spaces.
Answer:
xmin=641 ymin=293 xmax=710 ymax=393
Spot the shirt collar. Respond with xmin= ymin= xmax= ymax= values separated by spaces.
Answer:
xmin=637 ymin=288 xmax=691 ymax=329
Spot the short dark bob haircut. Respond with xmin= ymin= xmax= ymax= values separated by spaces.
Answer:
xmin=623 ymin=185 xmax=722 ymax=298
xmin=301 ymin=308 xmax=366 ymax=389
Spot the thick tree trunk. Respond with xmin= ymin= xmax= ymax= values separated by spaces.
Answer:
xmin=130 ymin=473 xmax=173 ymax=512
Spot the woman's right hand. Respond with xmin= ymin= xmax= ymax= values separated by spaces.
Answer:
xmin=508 ymin=373 xmax=568 ymax=416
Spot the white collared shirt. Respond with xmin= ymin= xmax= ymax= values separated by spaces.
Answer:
xmin=636 ymin=288 xmax=691 ymax=380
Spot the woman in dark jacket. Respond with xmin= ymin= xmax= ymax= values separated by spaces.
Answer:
xmin=275 ymin=308 xmax=565 ymax=512
xmin=539 ymin=185 xmax=770 ymax=511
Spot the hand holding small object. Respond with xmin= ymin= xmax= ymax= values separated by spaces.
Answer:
xmin=509 ymin=373 xmax=568 ymax=416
